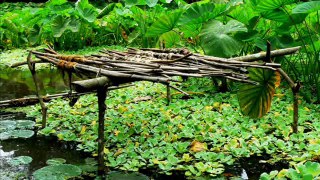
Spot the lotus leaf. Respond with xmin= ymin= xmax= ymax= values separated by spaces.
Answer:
xmin=8 ymin=156 xmax=33 ymax=166
xmin=11 ymin=130 xmax=34 ymax=138
xmin=16 ymin=120 xmax=35 ymax=129
xmin=0 ymin=120 xmax=16 ymax=132
xmin=46 ymin=158 xmax=67 ymax=165
xmin=33 ymin=164 xmax=82 ymax=180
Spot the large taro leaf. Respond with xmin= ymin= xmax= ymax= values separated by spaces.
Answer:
xmin=178 ymin=2 xmax=218 ymax=25
xmin=9 ymin=156 xmax=33 ymax=166
xmin=237 ymin=69 xmax=281 ymax=118
xmin=52 ymin=15 xmax=71 ymax=37
xmin=145 ymin=10 xmax=182 ymax=37
xmin=157 ymin=31 xmax=180 ymax=48
xmin=293 ymin=1 xmax=320 ymax=14
xmin=200 ymin=20 xmax=247 ymax=57
xmin=46 ymin=0 xmax=68 ymax=7
xmin=33 ymin=164 xmax=82 ymax=180
xmin=75 ymin=0 xmax=98 ymax=23
xmin=254 ymin=0 xmax=296 ymax=12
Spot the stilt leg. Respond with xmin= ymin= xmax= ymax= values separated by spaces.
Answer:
xmin=27 ymin=52 xmax=48 ymax=128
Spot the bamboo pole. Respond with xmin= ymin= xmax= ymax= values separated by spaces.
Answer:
xmin=26 ymin=52 xmax=48 ymax=128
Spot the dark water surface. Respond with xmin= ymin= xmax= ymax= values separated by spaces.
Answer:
xmin=0 ymin=68 xmax=68 ymax=101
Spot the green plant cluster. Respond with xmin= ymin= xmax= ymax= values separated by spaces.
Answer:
xmin=260 ymin=161 xmax=320 ymax=180
xmin=25 ymin=78 xmax=319 ymax=177
xmin=1 ymin=0 xmax=319 ymax=102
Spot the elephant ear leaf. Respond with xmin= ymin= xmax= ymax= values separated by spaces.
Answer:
xmin=237 ymin=68 xmax=281 ymax=118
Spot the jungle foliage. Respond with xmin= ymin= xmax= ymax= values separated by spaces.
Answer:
xmin=1 ymin=0 xmax=319 ymax=102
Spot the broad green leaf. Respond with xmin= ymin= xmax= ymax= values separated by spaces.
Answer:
xmin=11 ymin=130 xmax=35 ymax=138
xmin=75 ymin=0 xmax=98 ymax=23
xmin=97 ymin=3 xmax=116 ymax=18
xmin=200 ymin=20 xmax=247 ymax=57
xmin=293 ymin=1 xmax=320 ymax=14
xmin=237 ymin=69 xmax=280 ymax=118
xmin=180 ymin=23 xmax=202 ymax=38
xmin=46 ymin=158 xmax=67 ymax=165
xmin=28 ymin=24 xmax=41 ymax=45
xmin=297 ymin=161 xmax=320 ymax=177
xmin=157 ymin=31 xmax=180 ymax=48
xmin=145 ymin=10 xmax=183 ymax=37
xmin=255 ymin=0 xmax=296 ymax=12
xmin=33 ymin=164 xmax=82 ymax=180
xmin=229 ymin=3 xmax=257 ymax=25
xmin=16 ymin=120 xmax=35 ymax=129
xmin=68 ymin=16 xmax=81 ymax=33
xmin=125 ymin=0 xmax=139 ymax=6
xmin=261 ymin=9 xmax=289 ymax=22
xmin=146 ymin=0 xmax=158 ymax=7
xmin=9 ymin=156 xmax=33 ymax=166
xmin=52 ymin=15 xmax=71 ymax=37
xmin=178 ymin=2 xmax=216 ymax=25
xmin=0 ymin=120 xmax=16 ymax=132
xmin=46 ymin=0 xmax=68 ymax=7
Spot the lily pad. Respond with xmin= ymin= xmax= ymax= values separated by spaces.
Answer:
xmin=33 ymin=164 xmax=82 ymax=180
xmin=46 ymin=158 xmax=67 ymax=165
xmin=11 ymin=130 xmax=35 ymax=138
xmin=0 ymin=131 xmax=11 ymax=140
xmin=0 ymin=120 xmax=16 ymax=132
xmin=16 ymin=120 xmax=35 ymax=129
xmin=8 ymin=156 xmax=33 ymax=166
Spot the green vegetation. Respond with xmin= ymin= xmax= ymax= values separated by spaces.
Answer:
xmin=1 ymin=0 xmax=320 ymax=179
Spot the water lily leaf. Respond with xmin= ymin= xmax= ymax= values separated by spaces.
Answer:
xmin=0 ymin=132 xmax=11 ymax=140
xmin=237 ymin=69 xmax=280 ymax=118
xmin=200 ymin=20 xmax=247 ymax=57
xmin=0 ymin=120 xmax=16 ymax=132
xmin=145 ymin=10 xmax=183 ymax=37
xmin=11 ymin=130 xmax=35 ymax=138
xmin=75 ymin=0 xmax=98 ymax=23
xmin=16 ymin=120 xmax=35 ymax=129
xmin=46 ymin=158 xmax=66 ymax=165
xmin=293 ymin=1 xmax=320 ymax=14
xmin=9 ymin=156 xmax=33 ymax=166
xmin=33 ymin=164 xmax=82 ymax=180
xmin=190 ymin=141 xmax=206 ymax=152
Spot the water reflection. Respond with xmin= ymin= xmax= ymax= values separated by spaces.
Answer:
xmin=0 ymin=68 xmax=69 ymax=101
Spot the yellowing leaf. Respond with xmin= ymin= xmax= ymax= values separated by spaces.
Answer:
xmin=114 ymin=130 xmax=120 ymax=136
xmin=213 ymin=102 xmax=220 ymax=108
xmin=304 ymin=107 xmax=310 ymax=112
xmin=92 ymin=153 xmax=98 ymax=157
xmin=114 ymin=148 xmax=123 ymax=156
xmin=205 ymin=106 xmax=212 ymax=111
xmin=190 ymin=141 xmax=207 ymax=152
xmin=91 ymin=121 xmax=96 ymax=126
xmin=118 ymin=106 xmax=128 ymax=113
xmin=57 ymin=134 xmax=63 ymax=141
xmin=80 ymin=126 xmax=86 ymax=134
xmin=182 ymin=154 xmax=192 ymax=162
xmin=275 ymin=71 xmax=281 ymax=88
xmin=104 ymin=147 xmax=109 ymax=154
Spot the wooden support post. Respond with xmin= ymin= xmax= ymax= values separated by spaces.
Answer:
xmin=97 ymin=85 xmax=109 ymax=176
xmin=27 ymin=52 xmax=48 ymax=128
xmin=292 ymin=82 xmax=301 ymax=133
xmin=166 ymin=83 xmax=171 ymax=105
xmin=277 ymin=68 xmax=301 ymax=133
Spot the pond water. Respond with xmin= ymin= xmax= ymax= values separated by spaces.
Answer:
xmin=0 ymin=68 xmax=68 ymax=101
